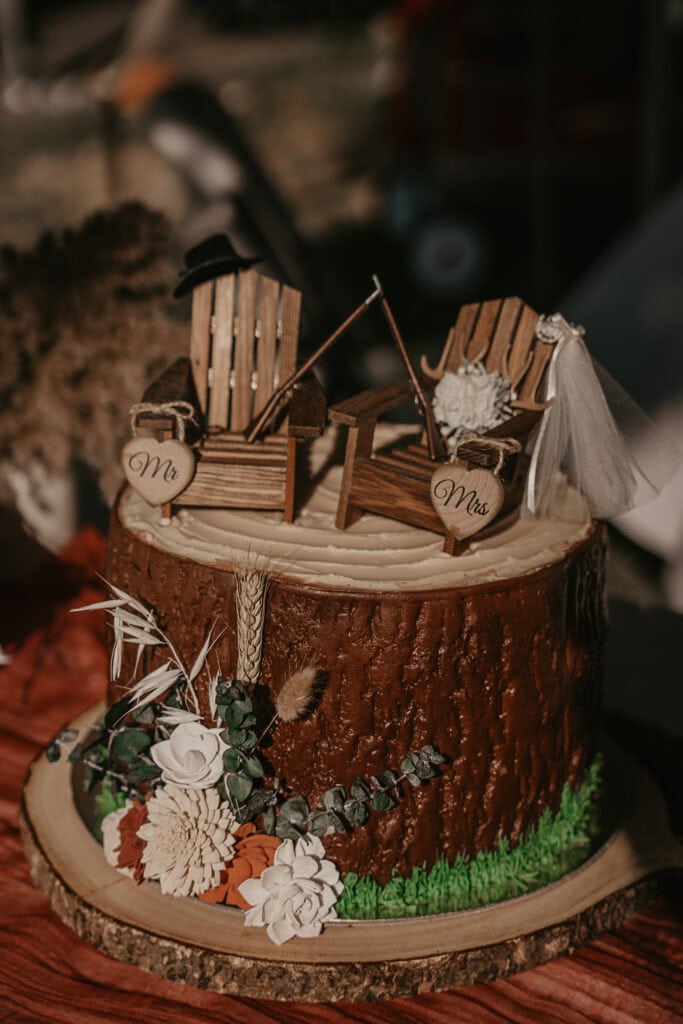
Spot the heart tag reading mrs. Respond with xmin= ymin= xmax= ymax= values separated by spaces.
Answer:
xmin=431 ymin=462 xmax=504 ymax=541
xmin=122 ymin=438 xmax=195 ymax=505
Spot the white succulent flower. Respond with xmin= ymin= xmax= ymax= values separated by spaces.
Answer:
xmin=101 ymin=801 xmax=134 ymax=876
xmin=239 ymin=834 xmax=343 ymax=945
xmin=138 ymin=783 xmax=237 ymax=897
xmin=432 ymin=361 xmax=513 ymax=452
xmin=150 ymin=720 xmax=226 ymax=789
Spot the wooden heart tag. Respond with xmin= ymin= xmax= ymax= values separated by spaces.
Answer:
xmin=122 ymin=438 xmax=195 ymax=506
xmin=430 ymin=461 xmax=504 ymax=541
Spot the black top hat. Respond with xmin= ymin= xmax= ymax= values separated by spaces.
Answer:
xmin=174 ymin=235 xmax=261 ymax=298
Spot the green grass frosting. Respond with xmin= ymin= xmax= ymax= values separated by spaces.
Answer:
xmin=336 ymin=755 xmax=602 ymax=920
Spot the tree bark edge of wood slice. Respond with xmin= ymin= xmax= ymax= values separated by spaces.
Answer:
xmin=19 ymin=704 xmax=683 ymax=1004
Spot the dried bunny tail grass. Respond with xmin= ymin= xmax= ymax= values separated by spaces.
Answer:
xmin=274 ymin=667 xmax=318 ymax=723
xmin=235 ymin=568 xmax=269 ymax=687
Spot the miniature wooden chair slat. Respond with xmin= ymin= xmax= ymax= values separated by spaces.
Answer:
xmin=503 ymin=303 xmax=539 ymax=388
xmin=231 ymin=269 xmax=258 ymax=432
xmin=330 ymin=296 xmax=549 ymax=552
xmin=484 ymin=297 xmax=525 ymax=374
xmin=140 ymin=268 xmax=326 ymax=521
xmin=279 ymin=284 xmax=302 ymax=384
xmin=190 ymin=280 xmax=213 ymax=411
xmin=253 ymin=274 xmax=280 ymax=420
xmin=207 ymin=274 xmax=236 ymax=429
xmin=466 ymin=298 xmax=503 ymax=364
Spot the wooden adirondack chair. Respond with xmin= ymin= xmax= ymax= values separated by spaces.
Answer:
xmin=328 ymin=297 xmax=553 ymax=553
xmin=139 ymin=268 xmax=326 ymax=521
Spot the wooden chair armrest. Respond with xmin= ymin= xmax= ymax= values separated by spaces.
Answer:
xmin=138 ymin=358 xmax=201 ymax=439
xmin=329 ymin=379 xmax=429 ymax=427
xmin=288 ymin=372 xmax=327 ymax=438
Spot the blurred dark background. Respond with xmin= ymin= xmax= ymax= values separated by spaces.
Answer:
xmin=0 ymin=0 xmax=681 ymax=738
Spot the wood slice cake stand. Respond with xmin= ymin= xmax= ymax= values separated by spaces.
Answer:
xmin=20 ymin=702 xmax=683 ymax=1003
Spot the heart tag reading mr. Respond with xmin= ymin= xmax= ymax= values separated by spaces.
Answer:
xmin=122 ymin=437 xmax=195 ymax=506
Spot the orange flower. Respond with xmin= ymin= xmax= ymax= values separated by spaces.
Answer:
xmin=199 ymin=823 xmax=280 ymax=909
xmin=117 ymin=800 xmax=148 ymax=883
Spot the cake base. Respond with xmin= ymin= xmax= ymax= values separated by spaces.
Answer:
xmin=21 ymin=702 xmax=682 ymax=1003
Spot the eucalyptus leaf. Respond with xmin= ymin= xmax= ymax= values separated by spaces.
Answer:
xmin=308 ymin=811 xmax=332 ymax=837
xmin=326 ymin=809 xmax=348 ymax=833
xmin=241 ymin=730 xmax=257 ymax=750
xmin=345 ymin=799 xmax=369 ymax=826
xmin=322 ymin=786 xmax=346 ymax=813
xmin=280 ymin=796 xmax=310 ymax=825
xmin=243 ymin=755 xmax=264 ymax=779
xmin=46 ymin=743 xmax=61 ymax=763
xmin=128 ymin=762 xmax=162 ymax=783
xmin=104 ymin=696 xmax=133 ymax=730
xmin=350 ymin=776 xmax=370 ymax=801
xmin=377 ymin=769 xmax=399 ymax=791
xmin=370 ymin=790 xmax=395 ymax=812
xmin=223 ymin=748 xmax=243 ymax=772
xmin=227 ymin=772 xmax=253 ymax=801
xmin=227 ymin=728 xmax=247 ymax=747
xmin=223 ymin=704 xmax=245 ymax=729
xmin=243 ymin=788 xmax=277 ymax=814
xmin=111 ymin=729 xmax=152 ymax=765
xmin=405 ymin=772 xmax=421 ymax=788
xmin=262 ymin=806 xmax=276 ymax=835
xmin=68 ymin=742 xmax=84 ymax=764
xmin=57 ymin=728 xmax=78 ymax=743
xmin=275 ymin=819 xmax=302 ymax=841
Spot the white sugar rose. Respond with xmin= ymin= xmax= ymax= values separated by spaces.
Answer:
xmin=239 ymin=833 xmax=343 ymax=945
xmin=150 ymin=721 xmax=226 ymax=789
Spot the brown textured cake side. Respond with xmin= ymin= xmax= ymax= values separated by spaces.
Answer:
xmin=106 ymin=503 xmax=606 ymax=885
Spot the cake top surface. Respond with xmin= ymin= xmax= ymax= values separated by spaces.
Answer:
xmin=119 ymin=426 xmax=592 ymax=593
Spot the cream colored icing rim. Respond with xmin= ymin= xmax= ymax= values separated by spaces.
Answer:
xmin=118 ymin=426 xmax=593 ymax=592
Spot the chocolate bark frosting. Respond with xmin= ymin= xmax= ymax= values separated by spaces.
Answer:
xmin=106 ymin=460 xmax=606 ymax=884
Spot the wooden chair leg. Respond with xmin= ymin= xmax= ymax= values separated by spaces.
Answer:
xmin=161 ymin=427 xmax=173 ymax=524
xmin=443 ymin=533 xmax=468 ymax=556
xmin=335 ymin=421 xmax=375 ymax=530
xmin=283 ymin=436 xmax=298 ymax=523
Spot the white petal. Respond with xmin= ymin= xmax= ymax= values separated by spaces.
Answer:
xmin=239 ymin=878 xmax=268 ymax=908
xmin=267 ymin=918 xmax=296 ymax=945
xmin=274 ymin=839 xmax=296 ymax=867
xmin=314 ymin=860 xmax=340 ymax=886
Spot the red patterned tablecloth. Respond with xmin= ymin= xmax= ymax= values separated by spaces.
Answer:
xmin=1 ymin=531 xmax=681 ymax=1023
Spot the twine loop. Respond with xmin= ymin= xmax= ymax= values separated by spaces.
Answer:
xmin=454 ymin=430 xmax=521 ymax=476
xmin=129 ymin=401 xmax=196 ymax=442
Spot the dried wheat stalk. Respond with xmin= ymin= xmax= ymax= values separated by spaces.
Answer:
xmin=235 ymin=569 xmax=268 ymax=686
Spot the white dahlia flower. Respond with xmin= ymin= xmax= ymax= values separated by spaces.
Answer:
xmin=138 ymin=783 xmax=237 ymax=897
xmin=239 ymin=834 xmax=343 ymax=945
xmin=150 ymin=721 xmax=226 ymax=789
